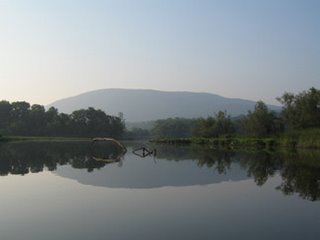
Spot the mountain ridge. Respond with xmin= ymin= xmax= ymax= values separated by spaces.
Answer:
xmin=48 ymin=88 xmax=281 ymax=122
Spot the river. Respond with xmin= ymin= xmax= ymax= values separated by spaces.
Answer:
xmin=0 ymin=141 xmax=319 ymax=240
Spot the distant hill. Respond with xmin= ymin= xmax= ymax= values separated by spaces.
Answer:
xmin=48 ymin=89 xmax=281 ymax=122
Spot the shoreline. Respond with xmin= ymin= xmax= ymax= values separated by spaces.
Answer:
xmin=151 ymin=136 xmax=320 ymax=150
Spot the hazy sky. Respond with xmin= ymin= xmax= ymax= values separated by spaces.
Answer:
xmin=0 ymin=0 xmax=319 ymax=105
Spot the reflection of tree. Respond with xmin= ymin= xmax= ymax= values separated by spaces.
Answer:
xmin=1 ymin=141 xmax=319 ymax=201
xmin=155 ymin=144 xmax=320 ymax=201
xmin=68 ymin=156 xmax=105 ymax=172
xmin=156 ymin=145 xmax=238 ymax=174
xmin=153 ymin=144 xmax=194 ymax=161
xmin=0 ymin=141 xmax=123 ymax=175
xmin=191 ymin=147 xmax=234 ymax=174
xmin=237 ymin=152 xmax=282 ymax=186
xmin=276 ymin=151 xmax=320 ymax=201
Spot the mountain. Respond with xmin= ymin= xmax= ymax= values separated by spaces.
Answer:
xmin=48 ymin=89 xmax=281 ymax=122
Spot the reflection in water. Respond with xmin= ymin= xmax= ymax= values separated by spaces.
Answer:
xmin=132 ymin=144 xmax=156 ymax=158
xmin=0 ymin=141 xmax=319 ymax=201
xmin=156 ymin=145 xmax=320 ymax=201
xmin=0 ymin=141 xmax=124 ymax=175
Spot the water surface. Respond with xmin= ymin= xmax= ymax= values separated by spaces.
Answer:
xmin=0 ymin=141 xmax=319 ymax=240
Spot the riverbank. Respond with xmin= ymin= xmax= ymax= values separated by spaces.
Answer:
xmin=0 ymin=136 xmax=91 ymax=142
xmin=152 ymin=129 xmax=320 ymax=150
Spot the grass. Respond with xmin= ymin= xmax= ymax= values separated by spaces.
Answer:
xmin=0 ymin=135 xmax=91 ymax=142
xmin=152 ymin=128 xmax=320 ymax=150
xmin=276 ymin=128 xmax=320 ymax=149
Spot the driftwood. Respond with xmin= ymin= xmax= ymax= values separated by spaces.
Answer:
xmin=91 ymin=138 xmax=127 ymax=164
xmin=92 ymin=156 xmax=121 ymax=163
xmin=91 ymin=137 xmax=127 ymax=153
xmin=133 ymin=145 xmax=156 ymax=158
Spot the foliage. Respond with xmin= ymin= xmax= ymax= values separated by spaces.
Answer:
xmin=1 ymin=87 xmax=319 ymax=142
xmin=151 ymin=112 xmax=234 ymax=139
xmin=151 ymin=103 xmax=283 ymax=139
xmin=151 ymin=88 xmax=319 ymax=142
xmin=240 ymin=101 xmax=283 ymax=136
xmin=193 ymin=111 xmax=234 ymax=138
xmin=277 ymin=87 xmax=320 ymax=129
xmin=153 ymin=127 xmax=320 ymax=150
xmin=278 ymin=128 xmax=320 ymax=149
xmin=0 ymin=101 xmax=124 ymax=138
xmin=151 ymin=118 xmax=198 ymax=138
xmin=123 ymin=128 xmax=151 ymax=139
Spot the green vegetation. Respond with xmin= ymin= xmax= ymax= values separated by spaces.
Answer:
xmin=277 ymin=87 xmax=320 ymax=129
xmin=1 ymin=87 xmax=319 ymax=146
xmin=193 ymin=111 xmax=234 ymax=137
xmin=123 ymin=127 xmax=151 ymax=139
xmin=151 ymin=118 xmax=198 ymax=138
xmin=1 ymin=136 xmax=90 ymax=142
xmin=0 ymin=101 xmax=124 ymax=138
xmin=153 ymin=130 xmax=320 ymax=150
xmin=152 ymin=88 xmax=320 ymax=149
xmin=239 ymin=101 xmax=283 ymax=136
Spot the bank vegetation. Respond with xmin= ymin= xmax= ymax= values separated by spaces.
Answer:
xmin=152 ymin=87 xmax=320 ymax=149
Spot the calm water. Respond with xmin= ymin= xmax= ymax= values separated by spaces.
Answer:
xmin=0 ymin=141 xmax=319 ymax=240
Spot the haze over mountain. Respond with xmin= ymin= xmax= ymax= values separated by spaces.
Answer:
xmin=48 ymin=89 xmax=281 ymax=122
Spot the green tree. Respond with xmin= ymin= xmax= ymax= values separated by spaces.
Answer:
xmin=8 ymin=101 xmax=30 ymax=135
xmin=277 ymin=87 xmax=320 ymax=129
xmin=214 ymin=111 xmax=234 ymax=136
xmin=57 ymin=113 xmax=72 ymax=136
xmin=241 ymin=101 xmax=282 ymax=136
xmin=0 ymin=100 xmax=12 ymax=132
xmin=192 ymin=117 xmax=216 ymax=138
xmin=152 ymin=118 xmax=197 ymax=138
xmin=45 ymin=107 xmax=59 ymax=135
xmin=10 ymin=101 xmax=30 ymax=121
xmin=0 ymin=100 xmax=124 ymax=138
xmin=28 ymin=104 xmax=46 ymax=135
xmin=124 ymin=128 xmax=151 ymax=139
xmin=193 ymin=111 xmax=234 ymax=138
xmin=70 ymin=108 xmax=124 ymax=137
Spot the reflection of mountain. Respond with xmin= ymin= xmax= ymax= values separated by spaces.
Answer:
xmin=0 ymin=141 xmax=319 ymax=201
xmin=56 ymin=151 xmax=249 ymax=189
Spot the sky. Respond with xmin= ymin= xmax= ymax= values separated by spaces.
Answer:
xmin=0 ymin=0 xmax=319 ymax=105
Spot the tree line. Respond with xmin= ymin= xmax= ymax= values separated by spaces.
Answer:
xmin=1 ymin=87 xmax=318 ymax=139
xmin=151 ymin=87 xmax=320 ymax=138
xmin=0 ymin=101 xmax=124 ymax=138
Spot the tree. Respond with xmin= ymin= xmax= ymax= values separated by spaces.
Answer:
xmin=0 ymin=101 xmax=12 ymax=132
xmin=152 ymin=118 xmax=197 ymax=138
xmin=45 ymin=107 xmax=60 ymax=135
xmin=0 ymin=100 xmax=124 ymax=138
xmin=192 ymin=117 xmax=216 ymax=138
xmin=28 ymin=104 xmax=46 ymax=135
xmin=70 ymin=108 xmax=124 ymax=137
xmin=193 ymin=111 xmax=234 ymax=138
xmin=214 ymin=111 xmax=234 ymax=136
xmin=124 ymin=128 xmax=151 ymax=139
xmin=277 ymin=87 xmax=320 ymax=129
xmin=241 ymin=101 xmax=282 ymax=136
xmin=10 ymin=101 xmax=30 ymax=121
xmin=8 ymin=101 xmax=31 ymax=135
xmin=57 ymin=113 xmax=72 ymax=136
